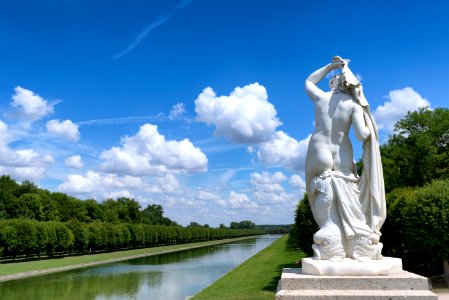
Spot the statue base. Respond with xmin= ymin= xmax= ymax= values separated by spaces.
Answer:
xmin=276 ymin=263 xmax=438 ymax=299
xmin=302 ymin=256 xmax=402 ymax=276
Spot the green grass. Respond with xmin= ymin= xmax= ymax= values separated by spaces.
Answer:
xmin=0 ymin=237 xmax=256 ymax=278
xmin=193 ymin=235 xmax=306 ymax=300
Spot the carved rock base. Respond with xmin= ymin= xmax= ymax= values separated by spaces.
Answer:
xmin=302 ymin=256 xmax=402 ymax=276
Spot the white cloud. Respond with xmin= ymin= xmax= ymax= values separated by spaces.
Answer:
xmin=169 ymin=102 xmax=186 ymax=119
xmin=100 ymin=124 xmax=207 ymax=175
xmin=46 ymin=119 xmax=80 ymax=142
xmin=257 ymin=131 xmax=310 ymax=173
xmin=289 ymin=174 xmax=306 ymax=190
xmin=227 ymin=191 xmax=257 ymax=209
xmin=373 ymin=87 xmax=430 ymax=134
xmin=0 ymin=121 xmax=11 ymax=146
xmin=0 ymin=121 xmax=54 ymax=180
xmin=250 ymin=171 xmax=286 ymax=193
xmin=59 ymin=171 xmax=142 ymax=195
xmin=249 ymin=171 xmax=298 ymax=205
xmin=65 ymin=155 xmax=83 ymax=169
xmin=104 ymin=190 xmax=134 ymax=200
xmin=158 ymin=174 xmax=181 ymax=193
xmin=59 ymin=170 xmax=181 ymax=200
xmin=195 ymin=83 xmax=282 ymax=144
xmin=196 ymin=190 xmax=221 ymax=201
xmin=214 ymin=191 xmax=258 ymax=209
xmin=0 ymin=166 xmax=46 ymax=181
xmin=11 ymin=86 xmax=54 ymax=121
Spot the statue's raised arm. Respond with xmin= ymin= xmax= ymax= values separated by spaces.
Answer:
xmin=305 ymin=60 xmax=344 ymax=101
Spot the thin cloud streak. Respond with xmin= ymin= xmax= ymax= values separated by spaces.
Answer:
xmin=114 ymin=0 xmax=194 ymax=59
xmin=77 ymin=116 xmax=166 ymax=126
xmin=77 ymin=114 xmax=194 ymax=126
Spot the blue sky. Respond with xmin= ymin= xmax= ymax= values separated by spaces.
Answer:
xmin=0 ymin=0 xmax=448 ymax=226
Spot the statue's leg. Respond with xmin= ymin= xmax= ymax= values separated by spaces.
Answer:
xmin=311 ymin=176 xmax=345 ymax=261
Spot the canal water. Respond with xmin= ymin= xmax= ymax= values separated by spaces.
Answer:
xmin=0 ymin=234 xmax=282 ymax=300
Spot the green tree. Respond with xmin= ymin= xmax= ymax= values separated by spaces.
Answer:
xmin=0 ymin=175 xmax=20 ymax=219
xmin=67 ymin=219 xmax=89 ymax=253
xmin=381 ymin=107 xmax=449 ymax=192
xmin=291 ymin=194 xmax=318 ymax=256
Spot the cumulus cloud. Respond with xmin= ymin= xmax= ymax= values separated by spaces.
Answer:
xmin=65 ymin=155 xmax=83 ymax=169
xmin=250 ymin=171 xmax=286 ymax=193
xmin=169 ymin=102 xmax=186 ymax=119
xmin=0 ymin=149 xmax=53 ymax=181
xmin=257 ymin=131 xmax=310 ymax=173
xmin=196 ymin=190 xmax=221 ymax=201
xmin=0 ymin=120 xmax=54 ymax=180
xmin=59 ymin=171 xmax=142 ymax=194
xmin=11 ymin=86 xmax=54 ymax=121
xmin=289 ymin=174 xmax=306 ymax=190
xmin=249 ymin=171 xmax=298 ymax=205
xmin=195 ymin=83 xmax=282 ymax=144
xmin=100 ymin=124 xmax=207 ymax=175
xmin=59 ymin=171 xmax=181 ymax=200
xmin=220 ymin=191 xmax=258 ymax=209
xmin=373 ymin=87 xmax=430 ymax=134
xmin=46 ymin=119 xmax=80 ymax=142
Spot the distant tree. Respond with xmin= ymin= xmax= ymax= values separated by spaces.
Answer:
xmin=51 ymin=192 xmax=86 ymax=222
xmin=230 ymin=222 xmax=239 ymax=229
xmin=188 ymin=222 xmax=202 ymax=228
xmin=83 ymin=199 xmax=105 ymax=222
xmin=219 ymin=223 xmax=226 ymax=229
xmin=237 ymin=220 xmax=256 ymax=229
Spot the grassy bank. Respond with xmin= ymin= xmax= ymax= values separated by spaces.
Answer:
xmin=0 ymin=236 xmax=257 ymax=282
xmin=193 ymin=234 xmax=305 ymax=300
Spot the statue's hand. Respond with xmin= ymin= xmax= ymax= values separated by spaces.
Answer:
xmin=332 ymin=56 xmax=344 ymax=62
xmin=329 ymin=60 xmax=344 ymax=70
xmin=332 ymin=56 xmax=350 ymax=66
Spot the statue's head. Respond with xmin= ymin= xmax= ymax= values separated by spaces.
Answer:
xmin=329 ymin=74 xmax=343 ymax=92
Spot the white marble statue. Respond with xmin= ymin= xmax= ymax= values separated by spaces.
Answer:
xmin=304 ymin=56 xmax=386 ymax=262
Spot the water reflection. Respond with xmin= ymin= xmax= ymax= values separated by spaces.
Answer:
xmin=0 ymin=235 xmax=281 ymax=300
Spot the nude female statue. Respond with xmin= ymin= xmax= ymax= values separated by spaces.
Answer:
xmin=304 ymin=57 xmax=386 ymax=261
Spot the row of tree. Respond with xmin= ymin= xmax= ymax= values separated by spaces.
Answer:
xmin=0 ymin=219 xmax=264 ymax=259
xmin=291 ymin=107 xmax=449 ymax=276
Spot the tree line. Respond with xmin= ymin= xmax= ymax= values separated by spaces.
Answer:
xmin=0 ymin=176 xmax=265 ymax=260
xmin=291 ymin=107 xmax=449 ymax=277
xmin=0 ymin=218 xmax=263 ymax=260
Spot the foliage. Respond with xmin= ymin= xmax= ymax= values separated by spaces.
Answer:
xmin=230 ymin=220 xmax=256 ymax=229
xmin=257 ymin=224 xmax=291 ymax=234
xmin=381 ymin=107 xmax=449 ymax=192
xmin=382 ymin=180 xmax=449 ymax=275
xmin=290 ymin=194 xmax=318 ymax=256
xmin=0 ymin=176 xmax=176 ymax=226
xmin=0 ymin=219 xmax=264 ymax=260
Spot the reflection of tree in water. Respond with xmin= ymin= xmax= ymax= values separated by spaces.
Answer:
xmin=0 ymin=270 xmax=161 ymax=300
xmin=128 ymin=239 xmax=257 ymax=266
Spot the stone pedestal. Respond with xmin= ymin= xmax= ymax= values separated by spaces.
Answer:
xmin=302 ymin=257 xmax=403 ymax=276
xmin=276 ymin=265 xmax=438 ymax=299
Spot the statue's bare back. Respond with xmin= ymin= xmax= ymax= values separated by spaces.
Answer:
xmin=305 ymin=63 xmax=369 ymax=192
